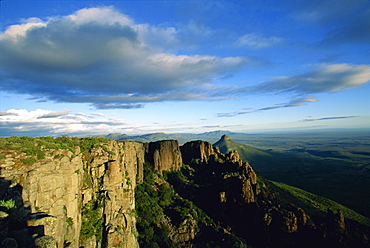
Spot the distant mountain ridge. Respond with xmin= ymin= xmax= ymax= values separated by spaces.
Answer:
xmin=213 ymin=134 xmax=270 ymax=164
xmin=92 ymin=130 xmax=246 ymax=144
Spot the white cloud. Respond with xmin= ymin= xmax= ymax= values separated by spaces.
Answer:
xmin=0 ymin=109 xmax=128 ymax=136
xmin=39 ymin=110 xmax=72 ymax=118
xmin=217 ymin=96 xmax=319 ymax=117
xmin=0 ymin=6 xmax=247 ymax=109
xmin=302 ymin=116 xmax=359 ymax=122
xmin=244 ymin=63 xmax=370 ymax=94
xmin=90 ymin=112 xmax=106 ymax=117
xmin=235 ymin=33 xmax=283 ymax=49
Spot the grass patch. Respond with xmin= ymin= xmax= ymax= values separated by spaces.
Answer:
xmin=0 ymin=136 xmax=113 ymax=165
xmin=271 ymin=181 xmax=370 ymax=227
xmin=23 ymin=157 xmax=37 ymax=165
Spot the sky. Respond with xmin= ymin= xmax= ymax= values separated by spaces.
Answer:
xmin=0 ymin=0 xmax=369 ymax=137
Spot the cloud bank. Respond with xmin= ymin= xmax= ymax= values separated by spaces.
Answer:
xmin=234 ymin=33 xmax=283 ymax=49
xmin=0 ymin=109 xmax=134 ymax=136
xmin=217 ymin=62 xmax=369 ymax=117
xmin=0 ymin=7 xmax=247 ymax=109
xmin=1 ymin=6 xmax=369 ymax=112
xmin=301 ymin=116 xmax=359 ymax=122
xmin=243 ymin=63 xmax=370 ymax=95
xmin=217 ymin=96 xmax=318 ymax=117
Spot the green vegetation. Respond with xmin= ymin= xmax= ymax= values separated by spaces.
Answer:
xmin=22 ymin=157 xmax=37 ymax=165
xmin=213 ymin=135 xmax=370 ymax=218
xmin=80 ymin=193 xmax=105 ymax=244
xmin=271 ymin=181 xmax=370 ymax=227
xmin=135 ymin=163 xmax=179 ymax=248
xmin=0 ymin=135 xmax=111 ymax=153
xmin=66 ymin=217 xmax=73 ymax=228
xmin=136 ymin=162 xmax=252 ymax=248
xmin=0 ymin=135 xmax=112 ymax=165
xmin=0 ymin=199 xmax=16 ymax=210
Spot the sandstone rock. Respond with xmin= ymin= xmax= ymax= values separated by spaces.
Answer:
xmin=181 ymin=140 xmax=217 ymax=164
xmin=80 ymin=235 xmax=97 ymax=248
xmin=0 ymin=211 xmax=9 ymax=218
xmin=34 ymin=236 xmax=57 ymax=248
xmin=175 ymin=218 xmax=198 ymax=242
xmin=242 ymin=176 xmax=256 ymax=203
xmin=220 ymin=191 xmax=227 ymax=203
xmin=27 ymin=214 xmax=56 ymax=227
xmin=0 ymin=140 xmax=144 ymax=248
xmin=283 ymin=211 xmax=299 ymax=233
xmin=147 ymin=140 xmax=182 ymax=173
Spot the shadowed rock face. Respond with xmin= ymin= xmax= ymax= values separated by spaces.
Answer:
xmin=181 ymin=140 xmax=258 ymax=204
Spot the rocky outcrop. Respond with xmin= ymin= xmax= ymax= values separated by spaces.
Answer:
xmin=86 ymin=141 xmax=145 ymax=248
xmin=181 ymin=140 xmax=218 ymax=164
xmin=0 ymin=138 xmax=187 ymax=247
xmin=146 ymin=140 xmax=182 ymax=174
xmin=262 ymin=204 xmax=312 ymax=235
xmin=1 ymin=147 xmax=84 ymax=248
xmin=181 ymin=140 xmax=258 ymax=204
xmin=0 ymin=140 xmax=145 ymax=248
xmin=162 ymin=215 xmax=198 ymax=245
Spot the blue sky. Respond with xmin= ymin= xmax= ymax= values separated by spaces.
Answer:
xmin=1 ymin=0 xmax=369 ymax=136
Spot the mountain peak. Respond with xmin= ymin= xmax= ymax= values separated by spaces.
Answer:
xmin=221 ymin=134 xmax=231 ymax=140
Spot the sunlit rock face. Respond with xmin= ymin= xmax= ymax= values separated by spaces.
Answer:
xmin=0 ymin=140 xmax=144 ymax=248
xmin=180 ymin=140 xmax=218 ymax=164
xmin=146 ymin=140 xmax=183 ymax=174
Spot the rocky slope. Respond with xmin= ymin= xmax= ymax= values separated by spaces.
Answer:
xmin=176 ymin=140 xmax=370 ymax=248
xmin=0 ymin=138 xmax=182 ymax=248
xmin=0 ymin=136 xmax=369 ymax=248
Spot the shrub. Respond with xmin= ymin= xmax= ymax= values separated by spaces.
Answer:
xmin=0 ymin=199 xmax=16 ymax=209
xmin=23 ymin=157 xmax=37 ymax=165
xmin=80 ymin=196 xmax=104 ymax=243
xmin=66 ymin=217 xmax=73 ymax=227
xmin=135 ymin=162 xmax=178 ymax=248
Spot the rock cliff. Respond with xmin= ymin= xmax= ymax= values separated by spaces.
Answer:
xmin=146 ymin=140 xmax=182 ymax=174
xmin=181 ymin=140 xmax=218 ymax=164
xmin=1 ymin=137 xmax=369 ymax=248
xmin=181 ymin=140 xmax=258 ymax=204
xmin=0 ymin=140 xmax=146 ymax=248
xmin=0 ymin=138 xmax=191 ymax=247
